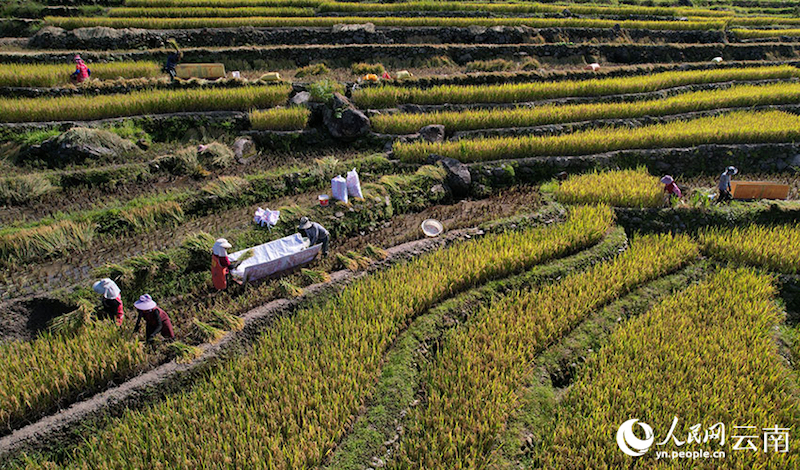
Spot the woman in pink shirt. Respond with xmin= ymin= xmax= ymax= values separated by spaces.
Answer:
xmin=661 ymin=175 xmax=682 ymax=199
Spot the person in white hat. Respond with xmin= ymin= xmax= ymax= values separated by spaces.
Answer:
xmin=660 ymin=175 xmax=682 ymax=200
xmin=92 ymin=278 xmax=124 ymax=326
xmin=211 ymin=238 xmax=234 ymax=291
xmin=298 ymin=217 xmax=330 ymax=257
xmin=133 ymin=294 xmax=174 ymax=344
xmin=717 ymin=166 xmax=738 ymax=204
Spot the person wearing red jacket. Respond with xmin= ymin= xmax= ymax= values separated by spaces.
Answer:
xmin=660 ymin=175 xmax=682 ymax=200
xmin=92 ymin=278 xmax=124 ymax=326
xmin=133 ymin=294 xmax=175 ymax=344
xmin=70 ymin=55 xmax=91 ymax=84
xmin=211 ymin=238 xmax=233 ymax=291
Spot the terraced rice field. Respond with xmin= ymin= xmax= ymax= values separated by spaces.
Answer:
xmin=1 ymin=0 xmax=800 ymax=467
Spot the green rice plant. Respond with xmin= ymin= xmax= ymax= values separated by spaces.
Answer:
xmin=278 ymin=279 xmax=304 ymax=298
xmin=351 ymin=62 xmax=385 ymax=76
xmin=394 ymin=110 xmax=800 ymax=163
xmin=336 ymin=252 xmax=359 ymax=271
xmin=190 ymin=318 xmax=226 ymax=344
xmin=48 ymin=205 xmax=613 ymax=468
xmin=0 ymin=174 xmax=56 ymax=205
xmin=372 ymin=81 xmax=800 ymax=134
xmin=44 ymin=16 xmax=727 ymax=31
xmin=0 ymin=322 xmax=145 ymax=431
xmin=354 ymin=65 xmax=800 ymax=108
xmin=392 ymin=233 xmax=699 ymax=468
xmin=466 ymin=59 xmax=515 ymax=72
xmin=555 ymin=168 xmax=664 ymax=208
xmin=301 ymin=267 xmax=331 ymax=284
xmin=295 ymin=63 xmax=330 ymax=78
xmin=0 ymin=85 xmax=290 ymax=123
xmin=209 ymin=309 xmax=245 ymax=332
xmin=108 ymin=6 xmax=313 ymax=17
xmin=307 ymin=79 xmax=342 ymax=104
xmin=364 ymin=244 xmax=388 ymax=260
xmin=0 ymin=61 xmax=161 ymax=88
xmin=166 ymin=341 xmax=203 ymax=364
xmin=249 ymin=107 xmax=310 ymax=130
xmin=534 ymin=268 xmax=798 ymax=469
xmin=201 ymin=176 xmax=248 ymax=200
xmin=0 ymin=219 xmax=94 ymax=263
xmin=698 ymin=223 xmax=800 ymax=274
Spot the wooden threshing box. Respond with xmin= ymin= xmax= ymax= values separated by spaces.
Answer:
xmin=175 ymin=63 xmax=226 ymax=79
xmin=731 ymin=181 xmax=789 ymax=200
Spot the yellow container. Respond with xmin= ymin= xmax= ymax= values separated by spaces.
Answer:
xmin=731 ymin=181 xmax=789 ymax=200
xmin=175 ymin=63 xmax=226 ymax=79
xmin=261 ymin=72 xmax=281 ymax=81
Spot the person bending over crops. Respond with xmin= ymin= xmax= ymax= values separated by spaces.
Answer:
xmin=298 ymin=217 xmax=330 ymax=257
xmin=133 ymin=294 xmax=175 ymax=344
xmin=717 ymin=166 xmax=738 ymax=204
xmin=70 ymin=55 xmax=90 ymax=84
xmin=163 ymin=40 xmax=183 ymax=82
xmin=92 ymin=278 xmax=124 ymax=326
xmin=660 ymin=175 xmax=682 ymax=200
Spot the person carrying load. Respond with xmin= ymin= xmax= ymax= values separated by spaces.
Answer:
xmin=211 ymin=238 xmax=242 ymax=291
xmin=133 ymin=294 xmax=175 ymax=344
xmin=298 ymin=217 xmax=330 ymax=257
xmin=717 ymin=166 xmax=738 ymax=204
xmin=92 ymin=278 xmax=124 ymax=326
xmin=163 ymin=39 xmax=183 ymax=82
xmin=70 ymin=55 xmax=91 ymax=84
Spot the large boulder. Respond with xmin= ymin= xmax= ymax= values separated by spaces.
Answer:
xmin=419 ymin=124 xmax=445 ymax=143
xmin=428 ymin=154 xmax=472 ymax=197
xmin=323 ymin=93 xmax=370 ymax=140
xmin=28 ymin=127 xmax=139 ymax=168
xmin=332 ymin=23 xmax=376 ymax=34
xmin=288 ymin=91 xmax=312 ymax=108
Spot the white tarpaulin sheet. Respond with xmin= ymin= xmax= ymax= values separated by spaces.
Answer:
xmin=228 ymin=233 xmax=310 ymax=279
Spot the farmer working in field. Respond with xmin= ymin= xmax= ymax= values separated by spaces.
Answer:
xmin=211 ymin=238 xmax=242 ymax=291
xmin=92 ymin=278 xmax=124 ymax=326
xmin=661 ymin=175 xmax=682 ymax=200
xmin=70 ymin=55 xmax=91 ymax=84
xmin=163 ymin=40 xmax=183 ymax=82
xmin=717 ymin=166 xmax=738 ymax=204
xmin=133 ymin=294 xmax=175 ymax=344
xmin=298 ymin=217 xmax=330 ymax=257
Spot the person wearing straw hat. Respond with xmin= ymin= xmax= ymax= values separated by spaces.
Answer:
xmin=660 ymin=175 xmax=682 ymax=200
xmin=92 ymin=278 xmax=124 ymax=326
xmin=133 ymin=294 xmax=175 ymax=344
xmin=717 ymin=166 xmax=738 ymax=204
xmin=298 ymin=217 xmax=330 ymax=257
xmin=70 ymin=55 xmax=91 ymax=84
xmin=211 ymin=238 xmax=239 ymax=291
